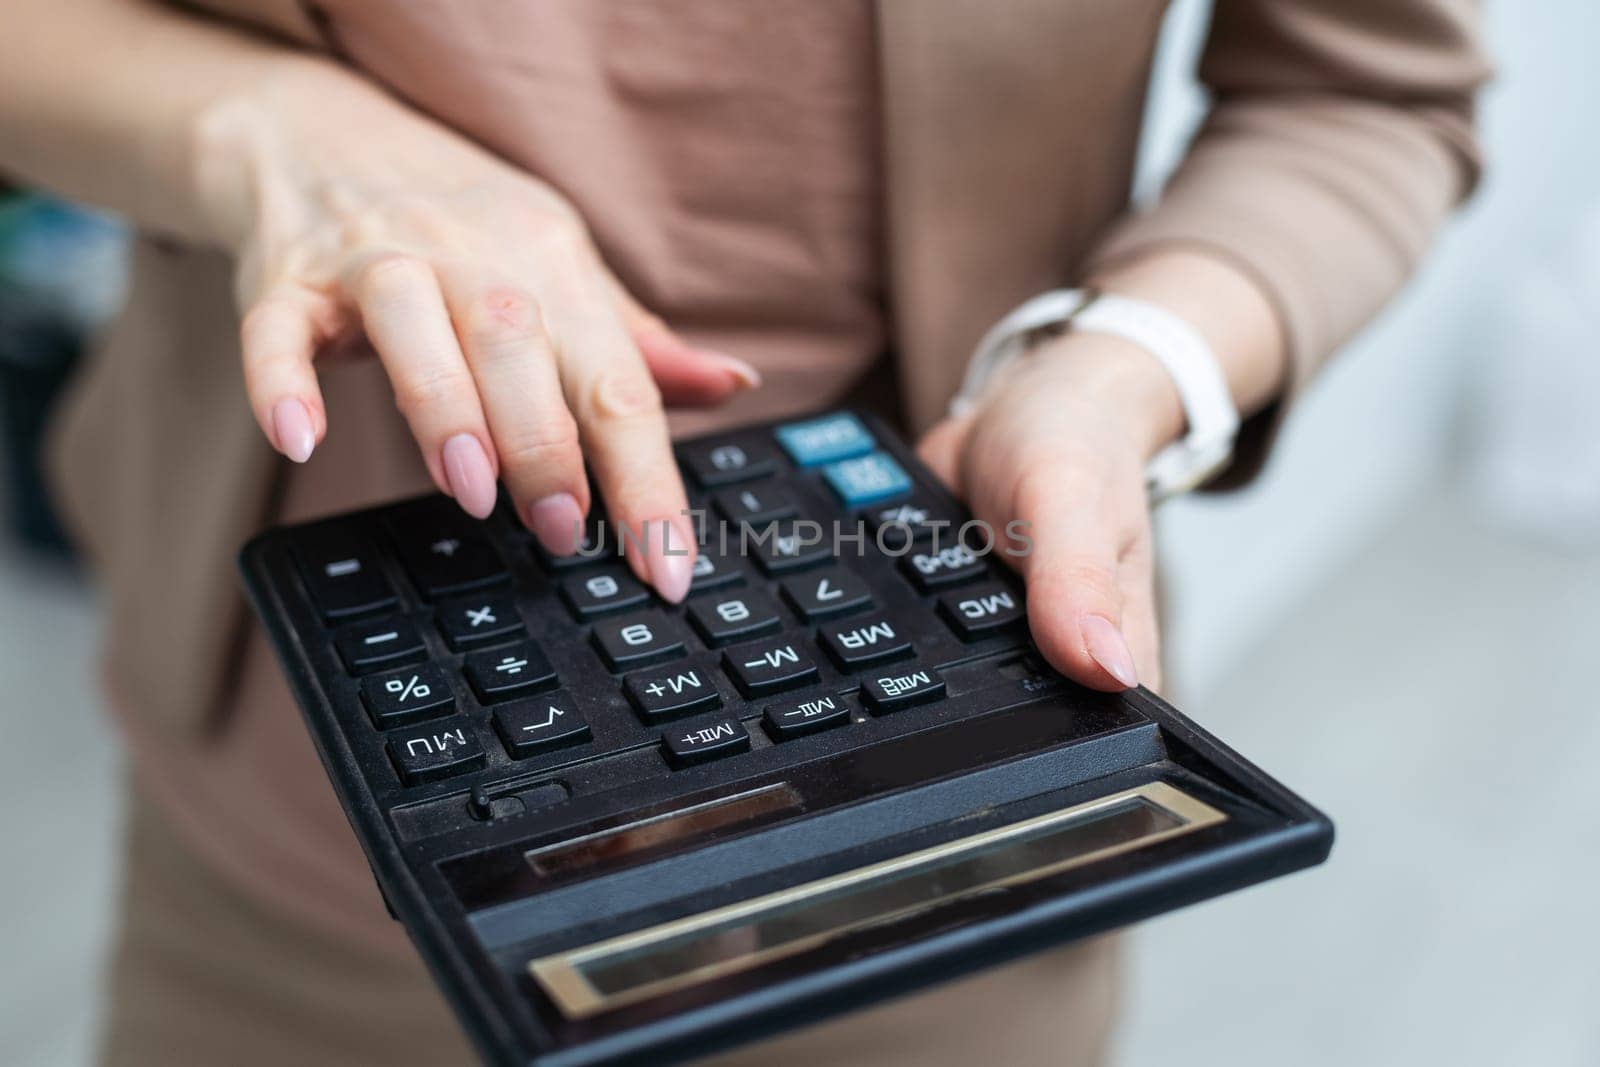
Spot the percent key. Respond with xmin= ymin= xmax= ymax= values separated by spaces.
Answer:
xmin=362 ymin=664 xmax=455 ymax=727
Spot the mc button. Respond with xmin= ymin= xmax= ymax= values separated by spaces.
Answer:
xmin=937 ymin=581 xmax=1026 ymax=640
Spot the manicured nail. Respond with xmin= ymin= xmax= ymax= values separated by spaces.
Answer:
xmin=271 ymin=398 xmax=316 ymax=463
xmin=442 ymin=434 xmax=497 ymax=519
xmin=1081 ymin=614 xmax=1139 ymax=689
xmin=527 ymin=493 xmax=584 ymax=556
xmin=649 ymin=516 xmax=696 ymax=604
xmin=703 ymin=350 xmax=762 ymax=390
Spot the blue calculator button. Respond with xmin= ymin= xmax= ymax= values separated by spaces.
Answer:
xmin=823 ymin=451 xmax=912 ymax=507
xmin=774 ymin=412 xmax=875 ymax=467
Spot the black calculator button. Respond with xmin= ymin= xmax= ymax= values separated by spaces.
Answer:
xmin=625 ymin=665 xmax=722 ymax=722
xmin=688 ymin=544 xmax=742 ymax=594
xmin=493 ymin=692 xmax=591 ymax=758
xmin=860 ymin=665 xmax=947 ymax=713
xmin=534 ymin=515 xmax=616 ymax=570
xmin=819 ymin=613 xmax=914 ymax=670
xmin=780 ymin=567 xmax=873 ymax=622
xmin=592 ymin=611 xmax=686 ymax=672
xmin=752 ymin=521 xmax=833 ymax=575
xmin=561 ymin=566 xmax=650 ymax=618
xmin=722 ymin=638 xmax=820 ymax=697
xmin=680 ymin=439 xmax=780 ymax=488
xmin=713 ymin=484 xmax=798 ymax=527
xmin=436 ymin=592 xmax=524 ymax=651
xmin=360 ymin=664 xmax=454 ymax=728
xmin=899 ymin=542 xmax=987 ymax=592
xmin=387 ymin=720 xmax=486 ymax=784
xmin=687 ymin=590 xmax=782 ymax=646
xmin=864 ymin=496 xmax=953 ymax=553
xmin=937 ymin=582 xmax=1026 ymax=640
xmin=764 ymin=693 xmax=852 ymax=739
xmin=388 ymin=502 xmax=508 ymax=598
xmin=464 ymin=640 xmax=557 ymax=702
xmin=293 ymin=531 xmax=395 ymax=621
xmin=335 ymin=616 xmax=427 ymax=674
xmin=662 ymin=716 xmax=750 ymax=768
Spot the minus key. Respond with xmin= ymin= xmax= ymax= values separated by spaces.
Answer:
xmin=335 ymin=616 xmax=427 ymax=674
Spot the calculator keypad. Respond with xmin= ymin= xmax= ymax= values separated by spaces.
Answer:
xmin=560 ymin=567 xmax=651 ymax=618
xmin=592 ymin=611 xmax=687 ymax=672
xmin=294 ymin=531 xmax=396 ymax=621
xmin=712 ymin=484 xmax=799 ymax=527
xmin=335 ymin=616 xmax=428 ymax=674
xmin=900 ymin=542 xmax=987 ymax=592
xmin=625 ymin=665 xmax=722 ymax=722
xmin=662 ymin=716 xmax=751 ymax=767
xmin=763 ymin=692 xmax=852 ymax=739
xmin=289 ymin=410 xmax=1030 ymax=792
xmin=937 ymin=582 xmax=1026 ymax=640
xmin=464 ymin=641 xmax=557 ymax=702
xmin=388 ymin=720 xmax=487 ymax=784
xmin=436 ymin=592 xmax=524 ymax=651
xmin=361 ymin=664 xmax=455 ymax=728
xmin=751 ymin=521 xmax=834 ymax=575
xmin=779 ymin=567 xmax=872 ymax=621
xmin=680 ymin=439 xmax=780 ymax=487
xmin=492 ymin=693 xmax=590 ymax=757
xmin=687 ymin=589 xmax=783 ymax=646
xmin=388 ymin=500 xmax=509 ymax=597
xmin=861 ymin=665 xmax=947 ymax=713
xmin=723 ymin=637 xmax=821 ymax=697
xmin=818 ymin=614 xmax=913 ymax=671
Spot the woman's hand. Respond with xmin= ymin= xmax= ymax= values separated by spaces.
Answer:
xmin=919 ymin=334 xmax=1186 ymax=693
xmin=197 ymin=65 xmax=755 ymax=600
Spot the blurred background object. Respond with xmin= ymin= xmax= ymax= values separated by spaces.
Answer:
xmin=0 ymin=191 xmax=125 ymax=1064
xmin=0 ymin=1 xmax=1596 ymax=1064
xmin=1468 ymin=200 xmax=1600 ymax=545
xmin=0 ymin=190 xmax=127 ymax=552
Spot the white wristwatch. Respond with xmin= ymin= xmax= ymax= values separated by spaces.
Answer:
xmin=950 ymin=289 xmax=1240 ymax=504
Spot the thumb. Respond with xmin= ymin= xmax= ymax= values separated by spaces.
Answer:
xmin=915 ymin=416 xmax=972 ymax=493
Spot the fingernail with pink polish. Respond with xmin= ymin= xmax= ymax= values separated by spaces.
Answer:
xmin=703 ymin=351 xmax=762 ymax=390
xmin=271 ymin=398 xmax=316 ymax=463
xmin=649 ymin=517 xmax=696 ymax=604
xmin=442 ymin=434 xmax=497 ymax=519
xmin=527 ymin=493 xmax=584 ymax=556
xmin=1081 ymin=614 xmax=1139 ymax=689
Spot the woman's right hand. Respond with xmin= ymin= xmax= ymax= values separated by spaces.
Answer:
xmin=196 ymin=63 xmax=756 ymax=601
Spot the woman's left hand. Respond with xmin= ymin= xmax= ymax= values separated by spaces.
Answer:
xmin=918 ymin=334 xmax=1185 ymax=694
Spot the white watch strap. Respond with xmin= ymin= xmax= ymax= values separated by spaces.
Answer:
xmin=951 ymin=289 xmax=1240 ymax=503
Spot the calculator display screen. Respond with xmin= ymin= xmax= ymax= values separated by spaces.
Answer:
xmin=530 ymin=782 xmax=1224 ymax=1017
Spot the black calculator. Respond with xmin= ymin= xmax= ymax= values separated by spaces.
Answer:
xmin=239 ymin=409 xmax=1332 ymax=1066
